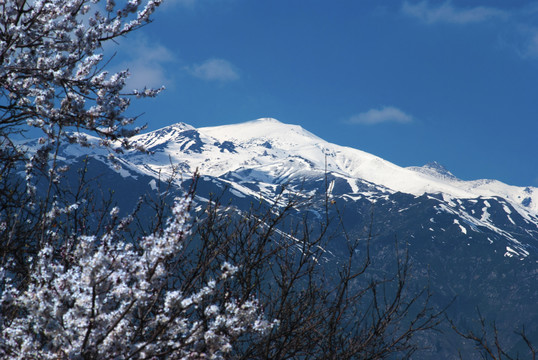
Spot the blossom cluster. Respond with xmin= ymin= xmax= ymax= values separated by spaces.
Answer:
xmin=0 ymin=0 xmax=162 ymax=151
xmin=0 ymin=197 xmax=275 ymax=359
xmin=0 ymin=2 xmax=276 ymax=358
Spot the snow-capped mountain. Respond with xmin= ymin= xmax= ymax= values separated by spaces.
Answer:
xmin=51 ymin=118 xmax=538 ymax=255
xmin=124 ymin=117 xmax=537 ymax=212
xmin=109 ymin=118 xmax=537 ymax=256
xmin=24 ymin=117 xmax=538 ymax=357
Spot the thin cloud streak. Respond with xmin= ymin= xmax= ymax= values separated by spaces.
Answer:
xmin=402 ymin=1 xmax=507 ymax=25
xmin=402 ymin=2 xmax=538 ymax=61
xmin=188 ymin=59 xmax=240 ymax=82
xmin=347 ymin=107 xmax=414 ymax=125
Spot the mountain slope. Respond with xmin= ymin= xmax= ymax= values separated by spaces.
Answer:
xmin=110 ymin=118 xmax=538 ymax=260
xmin=29 ymin=117 xmax=537 ymax=260
xmin=22 ymin=117 xmax=538 ymax=357
xmin=124 ymin=118 xmax=538 ymax=216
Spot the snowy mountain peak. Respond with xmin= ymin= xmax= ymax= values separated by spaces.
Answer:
xmin=424 ymin=161 xmax=451 ymax=173
xmin=147 ymin=122 xmax=195 ymax=135
xmin=199 ymin=118 xmax=323 ymax=146
xmin=95 ymin=118 xmax=538 ymax=218
xmin=407 ymin=161 xmax=457 ymax=180
xmin=250 ymin=117 xmax=282 ymax=124
xmin=130 ymin=122 xmax=199 ymax=152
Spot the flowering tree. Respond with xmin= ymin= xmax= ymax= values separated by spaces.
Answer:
xmin=0 ymin=1 xmax=275 ymax=358
xmin=0 ymin=0 xmax=167 ymax=273
xmin=0 ymin=0 xmax=162 ymax=143
xmin=0 ymin=194 xmax=275 ymax=359
xmin=0 ymin=1 xmax=449 ymax=358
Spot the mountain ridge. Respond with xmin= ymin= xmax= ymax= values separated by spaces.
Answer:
xmin=19 ymin=117 xmax=538 ymax=357
xmin=122 ymin=118 xmax=537 ymax=218
xmin=21 ymin=118 xmax=538 ymax=261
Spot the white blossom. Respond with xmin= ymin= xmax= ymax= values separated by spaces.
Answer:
xmin=0 ymin=2 xmax=277 ymax=358
xmin=1 ymin=0 xmax=165 ymax=162
xmin=0 ymin=196 xmax=276 ymax=359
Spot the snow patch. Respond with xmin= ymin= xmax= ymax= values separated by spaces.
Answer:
xmin=504 ymin=246 xmax=518 ymax=257
xmin=453 ymin=219 xmax=467 ymax=234
xmin=481 ymin=206 xmax=491 ymax=222
xmin=116 ymin=167 xmax=135 ymax=179
xmin=229 ymin=188 xmax=246 ymax=198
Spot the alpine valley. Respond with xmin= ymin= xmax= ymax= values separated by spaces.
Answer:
xmin=26 ymin=118 xmax=538 ymax=358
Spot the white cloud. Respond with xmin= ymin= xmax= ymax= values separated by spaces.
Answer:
xmin=347 ymin=106 xmax=414 ymax=125
xmin=402 ymin=1 xmax=507 ymax=25
xmin=401 ymin=2 xmax=538 ymax=61
xmin=188 ymin=58 xmax=240 ymax=82
xmin=115 ymin=36 xmax=176 ymax=91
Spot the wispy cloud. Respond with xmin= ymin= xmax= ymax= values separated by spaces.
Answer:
xmin=114 ymin=36 xmax=176 ymax=91
xmin=187 ymin=58 xmax=240 ymax=82
xmin=512 ymin=26 xmax=538 ymax=59
xmin=402 ymin=1 xmax=507 ymax=25
xmin=402 ymin=2 xmax=538 ymax=61
xmin=347 ymin=106 xmax=414 ymax=125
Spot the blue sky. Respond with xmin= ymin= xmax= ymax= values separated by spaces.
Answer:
xmin=117 ymin=0 xmax=538 ymax=187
